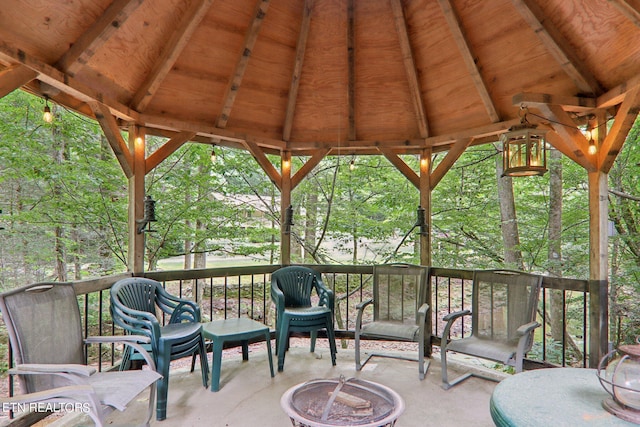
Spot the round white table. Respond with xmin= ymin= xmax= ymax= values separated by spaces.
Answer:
xmin=490 ymin=368 xmax=637 ymax=426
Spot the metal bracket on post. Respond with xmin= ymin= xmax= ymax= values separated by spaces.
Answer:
xmin=284 ymin=205 xmax=294 ymax=235
xmin=416 ymin=205 xmax=428 ymax=236
xmin=136 ymin=195 xmax=157 ymax=234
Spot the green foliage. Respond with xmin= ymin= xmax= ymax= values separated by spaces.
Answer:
xmin=1 ymin=89 xmax=639 ymax=354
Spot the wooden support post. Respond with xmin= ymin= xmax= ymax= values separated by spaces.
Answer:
xmin=420 ymin=148 xmax=433 ymax=357
xmin=128 ymin=125 xmax=146 ymax=273
xmin=419 ymin=148 xmax=431 ymax=267
xmin=281 ymin=151 xmax=292 ymax=265
xmin=588 ymin=170 xmax=609 ymax=367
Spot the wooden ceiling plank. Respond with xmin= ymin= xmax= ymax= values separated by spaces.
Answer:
xmin=513 ymin=92 xmax=597 ymax=112
xmin=56 ymin=0 xmax=144 ymax=76
xmin=291 ymin=148 xmax=329 ymax=189
xmin=430 ymin=137 xmax=472 ymax=189
xmin=597 ymin=74 xmax=640 ymax=108
xmin=145 ymin=131 xmax=197 ymax=174
xmin=0 ymin=65 xmax=38 ymax=99
xmin=347 ymin=0 xmax=356 ymax=141
xmin=137 ymin=112 xmax=286 ymax=149
xmin=390 ymin=0 xmax=430 ymax=137
xmin=379 ymin=148 xmax=420 ymax=189
xmin=511 ymin=0 xmax=602 ymax=95
xmin=283 ymin=0 xmax=314 ymax=142
xmin=599 ymin=84 xmax=640 ymax=173
xmin=534 ymin=103 xmax=596 ymax=171
xmin=608 ymin=0 xmax=640 ymax=27
xmin=243 ymin=139 xmax=282 ymax=190
xmin=0 ymin=41 xmax=138 ymax=122
xmin=132 ymin=0 xmax=214 ymax=112
xmin=216 ymin=0 xmax=271 ymax=129
xmin=437 ymin=0 xmax=500 ymax=123
xmin=89 ymin=101 xmax=134 ymax=178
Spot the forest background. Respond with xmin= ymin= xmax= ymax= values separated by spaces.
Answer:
xmin=1 ymin=89 xmax=639 ymax=348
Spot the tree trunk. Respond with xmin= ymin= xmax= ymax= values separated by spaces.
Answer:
xmin=548 ymin=149 xmax=564 ymax=342
xmin=53 ymin=119 xmax=67 ymax=282
xmin=496 ymin=153 xmax=524 ymax=338
xmin=304 ymin=192 xmax=318 ymax=263
xmin=495 ymin=154 xmax=524 ymax=270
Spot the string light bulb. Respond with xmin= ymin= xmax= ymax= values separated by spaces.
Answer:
xmin=585 ymin=116 xmax=597 ymax=155
xmin=349 ymin=159 xmax=355 ymax=171
xmin=210 ymin=147 xmax=217 ymax=163
xmin=43 ymin=96 xmax=53 ymax=123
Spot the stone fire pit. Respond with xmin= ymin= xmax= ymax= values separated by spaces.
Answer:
xmin=280 ymin=376 xmax=405 ymax=427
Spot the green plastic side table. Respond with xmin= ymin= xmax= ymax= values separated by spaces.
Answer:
xmin=202 ymin=318 xmax=275 ymax=392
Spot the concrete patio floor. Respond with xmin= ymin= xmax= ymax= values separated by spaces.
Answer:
xmin=47 ymin=344 xmax=505 ymax=427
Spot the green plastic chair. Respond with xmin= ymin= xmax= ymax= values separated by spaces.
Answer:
xmin=270 ymin=266 xmax=337 ymax=371
xmin=110 ymin=277 xmax=209 ymax=421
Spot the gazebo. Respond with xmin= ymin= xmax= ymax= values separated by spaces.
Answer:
xmin=2 ymin=0 xmax=640 ymax=376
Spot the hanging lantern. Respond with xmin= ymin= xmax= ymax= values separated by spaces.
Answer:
xmin=501 ymin=107 xmax=548 ymax=177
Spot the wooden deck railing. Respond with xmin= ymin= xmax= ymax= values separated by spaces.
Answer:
xmin=3 ymin=264 xmax=606 ymax=404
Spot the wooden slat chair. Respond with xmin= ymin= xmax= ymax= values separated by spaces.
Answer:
xmin=270 ymin=266 xmax=337 ymax=372
xmin=110 ymin=277 xmax=209 ymax=421
xmin=440 ymin=269 xmax=543 ymax=389
xmin=0 ymin=283 xmax=160 ymax=427
xmin=355 ymin=264 xmax=431 ymax=379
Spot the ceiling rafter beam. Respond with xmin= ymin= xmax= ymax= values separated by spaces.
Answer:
xmin=89 ymin=101 xmax=134 ymax=178
xmin=608 ymin=0 xmax=640 ymax=27
xmin=511 ymin=0 xmax=602 ymax=95
xmin=138 ymin=112 xmax=285 ymax=150
xmin=216 ymin=0 xmax=271 ymax=129
xmin=599 ymin=84 xmax=640 ymax=173
xmin=283 ymin=0 xmax=314 ymax=142
xmin=533 ymin=103 xmax=596 ymax=171
xmin=145 ymin=131 xmax=197 ymax=174
xmin=291 ymin=148 xmax=329 ymax=190
xmin=379 ymin=148 xmax=420 ymax=188
xmin=390 ymin=0 xmax=430 ymax=137
xmin=0 ymin=65 xmax=38 ymax=98
xmin=347 ymin=0 xmax=356 ymax=140
xmin=243 ymin=139 xmax=282 ymax=190
xmin=430 ymin=137 xmax=473 ymax=189
xmin=437 ymin=0 xmax=500 ymax=123
xmin=513 ymin=92 xmax=597 ymax=112
xmin=0 ymin=41 xmax=138 ymax=122
xmin=132 ymin=0 xmax=213 ymax=112
xmin=56 ymin=0 xmax=144 ymax=76
xmin=597 ymin=73 xmax=640 ymax=108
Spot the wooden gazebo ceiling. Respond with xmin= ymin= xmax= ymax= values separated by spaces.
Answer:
xmin=1 ymin=0 xmax=640 ymax=163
